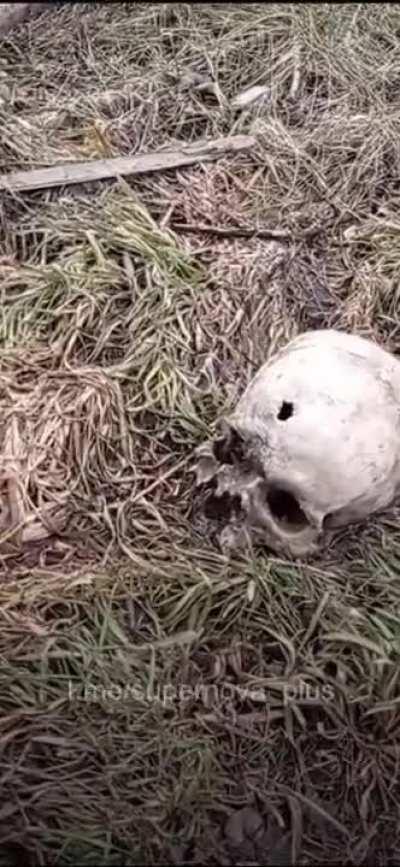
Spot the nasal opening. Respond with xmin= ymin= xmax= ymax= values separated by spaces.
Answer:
xmin=203 ymin=490 xmax=242 ymax=521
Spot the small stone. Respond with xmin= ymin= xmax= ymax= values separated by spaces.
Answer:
xmin=231 ymin=85 xmax=270 ymax=109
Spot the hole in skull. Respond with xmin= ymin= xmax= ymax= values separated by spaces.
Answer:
xmin=204 ymin=491 xmax=241 ymax=521
xmin=277 ymin=401 xmax=294 ymax=421
xmin=267 ymin=486 xmax=308 ymax=532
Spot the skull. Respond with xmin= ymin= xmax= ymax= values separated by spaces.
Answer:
xmin=195 ymin=329 xmax=400 ymax=557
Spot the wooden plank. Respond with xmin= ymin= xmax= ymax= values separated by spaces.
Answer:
xmin=0 ymin=134 xmax=256 ymax=193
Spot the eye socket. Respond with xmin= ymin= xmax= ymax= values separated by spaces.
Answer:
xmin=266 ymin=486 xmax=308 ymax=532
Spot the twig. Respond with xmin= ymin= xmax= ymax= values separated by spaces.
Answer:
xmin=170 ymin=222 xmax=324 ymax=242
xmin=170 ymin=222 xmax=291 ymax=241
xmin=290 ymin=42 xmax=301 ymax=100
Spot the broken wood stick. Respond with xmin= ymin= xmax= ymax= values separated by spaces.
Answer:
xmin=0 ymin=134 xmax=256 ymax=193
xmin=170 ymin=221 xmax=324 ymax=243
xmin=171 ymin=222 xmax=291 ymax=241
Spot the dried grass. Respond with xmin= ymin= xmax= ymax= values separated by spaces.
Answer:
xmin=0 ymin=3 xmax=400 ymax=866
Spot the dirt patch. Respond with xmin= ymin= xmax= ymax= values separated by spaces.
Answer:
xmin=0 ymin=3 xmax=48 ymax=36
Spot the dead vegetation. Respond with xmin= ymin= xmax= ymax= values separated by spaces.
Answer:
xmin=0 ymin=3 xmax=400 ymax=866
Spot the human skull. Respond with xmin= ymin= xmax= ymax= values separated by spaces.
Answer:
xmin=195 ymin=329 xmax=400 ymax=558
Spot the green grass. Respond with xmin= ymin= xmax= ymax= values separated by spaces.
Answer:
xmin=0 ymin=3 xmax=400 ymax=865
